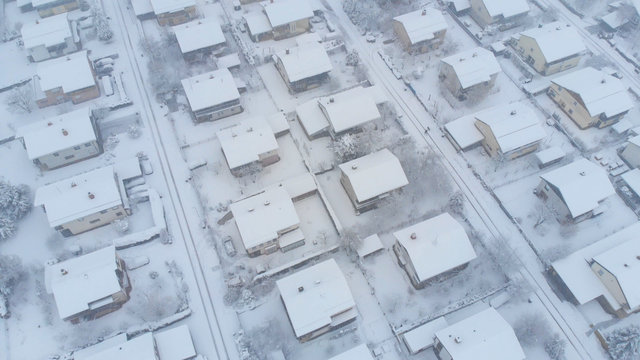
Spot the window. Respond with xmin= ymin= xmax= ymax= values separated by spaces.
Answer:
xmin=84 ymin=142 xmax=92 ymax=147
xmin=568 ymin=109 xmax=573 ymax=114
xmin=64 ymin=154 xmax=75 ymax=160
xmin=89 ymin=218 xmax=101 ymax=224
xmin=53 ymin=152 xmax=60 ymax=157
xmin=572 ymin=101 xmax=577 ymax=106
xmin=116 ymin=212 xmax=123 ymax=216
xmin=100 ymin=209 xmax=108 ymax=214
xmin=544 ymin=184 xmax=550 ymax=191
xmin=73 ymin=146 xmax=81 ymax=150
xmin=598 ymin=269 xmax=604 ymax=276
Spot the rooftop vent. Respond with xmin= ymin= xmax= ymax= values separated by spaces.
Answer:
xmin=510 ymin=110 xmax=517 ymax=115
xmin=62 ymin=128 xmax=69 ymax=136
xmin=454 ymin=336 xmax=463 ymax=344
xmin=636 ymin=255 xmax=640 ymax=260
xmin=209 ymin=75 xmax=214 ymax=79
xmin=88 ymin=192 xmax=95 ymax=199
xmin=538 ymin=24 xmax=543 ymax=28
xmin=248 ymin=208 xmax=255 ymax=212
xmin=286 ymin=48 xmax=290 ymax=55
xmin=410 ymin=232 xmax=417 ymax=240
xmin=264 ymin=200 xmax=271 ymax=206
xmin=601 ymin=79 xmax=606 ymax=84
xmin=329 ymin=97 xmax=335 ymax=103
xmin=579 ymin=171 xmax=586 ymax=176
xmin=60 ymin=268 xmax=68 ymax=275
xmin=624 ymin=263 xmax=630 ymax=267
xmin=71 ymin=182 xmax=77 ymax=188
xmin=351 ymin=164 xmax=358 ymax=170
xmin=298 ymin=286 xmax=304 ymax=292
xmin=556 ymin=26 xmax=561 ymax=30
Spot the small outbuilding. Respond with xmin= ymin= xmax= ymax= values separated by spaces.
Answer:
xmin=621 ymin=135 xmax=640 ymax=169
xmin=329 ymin=344 xmax=374 ymax=360
xmin=262 ymin=0 xmax=313 ymax=40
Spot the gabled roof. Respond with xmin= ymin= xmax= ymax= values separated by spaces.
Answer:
xmin=275 ymin=45 xmax=333 ymax=83
xmin=393 ymin=8 xmax=448 ymax=45
xmin=329 ymin=344 xmax=374 ymax=360
xmin=339 ymin=148 xmax=409 ymax=203
xmin=21 ymin=13 xmax=72 ymax=50
xmin=435 ymin=308 xmax=525 ymax=360
xmin=539 ymin=158 xmax=615 ymax=218
xmin=475 ymin=102 xmax=546 ymax=153
xmin=74 ymin=333 xmax=156 ymax=360
xmin=243 ymin=11 xmax=272 ymax=35
xmin=37 ymin=50 xmax=95 ymax=93
xmin=149 ymin=0 xmax=195 ymax=14
xmin=520 ymin=22 xmax=585 ymax=63
xmin=16 ymin=107 xmax=95 ymax=160
xmin=593 ymin=236 xmax=640 ymax=309
xmin=480 ymin=0 xmax=529 ymax=18
xmin=34 ymin=166 xmax=122 ymax=227
xmin=318 ymin=86 xmax=381 ymax=134
xmin=153 ymin=325 xmax=197 ymax=360
xmin=173 ymin=18 xmax=225 ymax=54
xmin=230 ymin=187 xmax=299 ymax=250
xmin=552 ymin=67 xmax=633 ymax=118
xmin=45 ymin=246 xmax=122 ymax=320
xmin=276 ymin=259 xmax=355 ymax=338
xmin=394 ymin=213 xmax=477 ymax=282
xmin=181 ymin=68 xmax=240 ymax=112
xmin=217 ymin=117 xmax=279 ymax=170
xmin=262 ymin=0 xmax=313 ymax=28
xmin=441 ymin=47 xmax=501 ymax=89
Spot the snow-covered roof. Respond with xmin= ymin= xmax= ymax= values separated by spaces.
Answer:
xmin=318 ymin=86 xmax=381 ymax=134
xmin=622 ymin=169 xmax=640 ymax=197
xmin=181 ymin=68 xmax=240 ymax=113
xmin=629 ymin=135 xmax=640 ymax=148
xmin=34 ymin=166 xmax=122 ymax=227
xmin=37 ymin=50 xmax=95 ymax=93
xmin=149 ymin=0 xmax=195 ymax=14
xmin=45 ymin=246 xmax=122 ymax=320
xmin=230 ymin=187 xmax=300 ymax=250
xmin=264 ymin=172 xmax=317 ymax=200
xmin=74 ymin=333 xmax=156 ymax=360
xmin=593 ymin=235 xmax=640 ymax=309
xmin=16 ymin=107 xmax=95 ymax=160
xmin=357 ymin=234 xmax=384 ymax=258
xmin=394 ymin=213 xmax=477 ymax=282
xmin=262 ymin=0 xmax=313 ymax=28
xmin=217 ymin=117 xmax=279 ymax=170
xmin=393 ymin=8 xmax=448 ymax=45
xmin=551 ymin=67 xmax=633 ymax=118
xmin=243 ymin=12 xmax=272 ymax=35
xmin=403 ymin=317 xmax=449 ymax=354
xmin=448 ymin=0 xmax=471 ymax=12
xmin=434 ymin=307 xmax=525 ymax=360
xmin=21 ymin=13 xmax=72 ymax=50
xmin=536 ymin=146 xmax=565 ymax=165
xmin=153 ymin=325 xmax=197 ymax=360
xmin=444 ymin=115 xmax=484 ymax=150
xmin=329 ymin=344 xmax=374 ymax=360
xmin=539 ymin=158 xmax=615 ymax=218
xmin=520 ymin=22 xmax=585 ymax=63
xmin=480 ymin=0 xmax=529 ymax=18
xmin=275 ymin=45 xmax=333 ymax=83
xmin=441 ymin=47 xmax=501 ymax=89
xmin=475 ymin=102 xmax=546 ymax=153
xmin=339 ymin=148 xmax=409 ymax=203
xmin=173 ymin=19 xmax=225 ymax=54
xmin=276 ymin=258 xmax=355 ymax=338
xmin=217 ymin=52 xmax=241 ymax=69
xmin=601 ymin=10 xmax=629 ymax=29
xmin=295 ymin=32 xmax=322 ymax=46
xmin=131 ymin=0 xmax=154 ymax=16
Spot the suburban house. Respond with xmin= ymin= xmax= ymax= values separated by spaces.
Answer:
xmin=474 ymin=102 xmax=546 ymax=159
xmin=276 ymin=258 xmax=357 ymax=342
xmin=339 ymin=148 xmax=409 ymax=214
xmin=551 ymin=222 xmax=640 ymax=317
xmin=32 ymin=0 xmax=79 ymax=18
xmin=536 ymin=158 xmax=615 ymax=223
xmin=230 ymin=187 xmax=302 ymax=257
xmin=21 ymin=13 xmax=79 ymax=62
xmin=181 ymin=68 xmax=242 ymax=122
xmin=433 ymin=307 xmax=526 ymax=360
xmin=469 ymin=0 xmax=530 ymax=28
xmin=393 ymin=213 xmax=477 ymax=289
xmin=329 ymin=344 xmax=374 ymax=360
xmin=15 ymin=107 xmax=101 ymax=170
xmin=515 ymin=22 xmax=586 ymax=75
xmin=44 ymin=246 xmax=130 ymax=323
xmin=34 ymin=165 xmax=127 ymax=236
xmin=243 ymin=12 xmax=274 ymax=42
xmin=439 ymin=47 xmax=501 ymax=100
xmin=217 ymin=117 xmax=280 ymax=176
xmin=273 ymin=44 xmax=333 ymax=93
xmin=262 ymin=0 xmax=313 ymax=40
xmin=149 ymin=0 xmax=197 ymax=26
xmin=621 ymin=135 xmax=640 ymax=169
xmin=548 ymin=67 xmax=633 ymax=129
xmin=73 ymin=325 xmax=198 ymax=359
xmin=35 ymin=50 xmax=99 ymax=108
xmin=173 ymin=19 xmax=226 ymax=62
xmin=392 ymin=8 xmax=448 ymax=54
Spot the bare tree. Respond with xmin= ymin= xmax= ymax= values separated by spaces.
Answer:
xmin=5 ymin=84 xmax=34 ymax=113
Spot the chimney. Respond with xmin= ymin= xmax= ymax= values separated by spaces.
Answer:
xmin=579 ymin=171 xmax=586 ymax=176
xmin=209 ymin=75 xmax=214 ymax=79
xmin=62 ymin=128 xmax=69 ymax=136
xmin=248 ymin=208 xmax=255 ymax=212
xmin=329 ymin=97 xmax=335 ymax=103
xmin=624 ymin=263 xmax=629 ymax=267
xmin=47 ymin=122 xmax=53 ymax=126
xmin=410 ymin=232 xmax=417 ymax=240
xmin=88 ymin=192 xmax=95 ymax=199
xmin=271 ymin=0 xmax=274 ymax=3
xmin=264 ymin=200 xmax=271 ymax=206
xmin=60 ymin=268 xmax=68 ymax=275
xmin=351 ymin=164 xmax=358 ymax=170
xmin=36 ymin=20 xmax=39 ymax=24
xmin=421 ymin=9 xmax=426 ymax=16
xmin=298 ymin=286 xmax=304 ymax=292
xmin=454 ymin=336 xmax=463 ymax=344
xmin=286 ymin=48 xmax=290 ymax=55
xmin=510 ymin=110 xmax=517 ymax=115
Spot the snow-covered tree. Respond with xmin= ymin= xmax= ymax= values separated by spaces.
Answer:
xmin=0 ymin=254 xmax=25 ymax=318
xmin=545 ymin=333 xmax=566 ymax=360
xmin=92 ymin=2 xmax=113 ymax=42
xmin=0 ymin=216 xmax=16 ymax=242
xmin=5 ymin=84 xmax=34 ymax=114
xmin=346 ymin=50 xmax=360 ymax=67
xmin=514 ymin=313 xmax=551 ymax=346
xmin=607 ymin=325 xmax=640 ymax=360
xmin=0 ymin=180 xmax=32 ymax=241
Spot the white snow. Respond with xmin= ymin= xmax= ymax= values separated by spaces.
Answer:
xmin=37 ymin=50 xmax=95 ymax=93
xmin=474 ymin=102 xmax=546 ymax=153
xmin=262 ymin=0 xmax=313 ymax=28
xmin=356 ymin=234 xmax=383 ymax=258
xmin=480 ymin=0 xmax=529 ymax=18
xmin=264 ymin=172 xmax=317 ymax=200
xmin=393 ymin=8 xmax=448 ymax=45
xmin=217 ymin=53 xmax=241 ymax=70
xmin=267 ymin=111 xmax=290 ymax=136
xmin=274 ymin=45 xmax=333 ymax=83
xmin=131 ymin=0 xmax=154 ymax=17
xmin=601 ymin=10 xmax=628 ymax=29
xmin=217 ymin=116 xmax=279 ymax=170
xmin=535 ymin=146 xmax=565 ymax=166
xmin=621 ymin=169 xmax=640 ymax=197
xmin=173 ymin=19 xmax=225 ymax=54
xmin=296 ymin=97 xmax=329 ymax=137
xmin=402 ymin=316 xmax=448 ymax=354
xmin=21 ymin=13 xmax=72 ymax=50
xmin=328 ymin=343 xmax=373 ymax=360
xmin=153 ymin=324 xmax=197 ymax=360
xmin=444 ymin=115 xmax=484 ymax=150
xmin=74 ymin=333 xmax=156 ymax=360
xmin=519 ymin=22 xmax=585 ymax=63
xmin=181 ymin=68 xmax=240 ymax=113
xmin=149 ymin=0 xmax=195 ymax=14
xmin=441 ymin=47 xmax=501 ymax=89
xmin=318 ymin=86 xmax=381 ymax=134
xmin=243 ymin=12 xmax=272 ymax=36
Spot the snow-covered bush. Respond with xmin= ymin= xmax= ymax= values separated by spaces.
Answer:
xmin=606 ymin=325 xmax=640 ymax=360
xmin=127 ymin=124 xmax=141 ymax=139
xmin=0 ymin=255 xmax=25 ymax=318
xmin=545 ymin=333 xmax=566 ymax=360
xmin=0 ymin=180 xmax=31 ymax=241
xmin=112 ymin=218 xmax=130 ymax=234
xmin=514 ymin=313 xmax=551 ymax=346
xmin=92 ymin=2 xmax=113 ymax=42
xmin=5 ymin=83 xmax=34 ymax=114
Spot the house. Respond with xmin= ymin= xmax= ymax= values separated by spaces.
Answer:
xmin=44 ymin=246 xmax=130 ymax=323
xmin=15 ymin=107 xmax=101 ymax=170
xmin=276 ymin=258 xmax=357 ymax=342
xmin=621 ymin=135 xmax=640 ymax=169
xmin=433 ymin=307 xmax=525 ymax=360
xmin=339 ymin=148 xmax=409 ymax=214
xmin=262 ymin=0 xmax=313 ymax=40
xmin=243 ymin=12 xmax=273 ymax=42
xmin=439 ymin=47 xmax=501 ymax=100
xmin=230 ymin=187 xmax=301 ymax=257
xmin=393 ymin=213 xmax=477 ymax=289
xmin=31 ymin=0 xmax=79 ymax=18
xmin=35 ymin=50 xmax=99 ymax=108
xmin=34 ymin=166 xmax=127 ymax=236
xmin=548 ymin=67 xmax=633 ymax=129
xmin=273 ymin=44 xmax=333 ymax=93
xmin=515 ymin=22 xmax=585 ymax=75
xmin=469 ymin=0 xmax=530 ymax=28
xmin=73 ymin=325 xmax=197 ymax=359
xmin=317 ymin=88 xmax=381 ymax=138
xmin=217 ymin=117 xmax=280 ymax=176
xmin=21 ymin=13 xmax=79 ymax=62
xmin=536 ymin=158 xmax=615 ymax=223
xmin=392 ymin=8 xmax=448 ymax=54
xmin=149 ymin=0 xmax=197 ymax=26
xmin=474 ymin=102 xmax=546 ymax=159
xmin=181 ymin=68 xmax=242 ymax=122
xmin=173 ymin=19 xmax=225 ymax=62
xmin=329 ymin=344 xmax=374 ymax=360
xmin=551 ymin=222 xmax=640 ymax=317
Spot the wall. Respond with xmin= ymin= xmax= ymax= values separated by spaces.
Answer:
xmin=469 ymin=0 xmax=493 ymax=27
xmin=36 ymin=140 xmax=100 ymax=170
xmin=58 ymin=204 xmax=126 ymax=236
xmin=156 ymin=6 xmax=197 ymax=26
xmin=548 ymin=83 xmax=596 ymax=129
xmin=591 ymin=261 xmax=628 ymax=310
xmin=272 ymin=18 xmax=310 ymax=40
xmin=37 ymin=0 xmax=78 ymax=18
